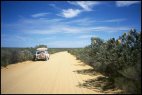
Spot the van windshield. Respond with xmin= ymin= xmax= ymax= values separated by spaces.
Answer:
xmin=36 ymin=51 xmax=44 ymax=54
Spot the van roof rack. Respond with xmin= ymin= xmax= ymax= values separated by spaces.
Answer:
xmin=36 ymin=48 xmax=48 ymax=51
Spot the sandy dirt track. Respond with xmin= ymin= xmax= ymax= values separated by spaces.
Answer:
xmin=1 ymin=51 xmax=104 ymax=94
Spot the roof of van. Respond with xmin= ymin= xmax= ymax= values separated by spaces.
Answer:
xmin=36 ymin=48 xmax=48 ymax=51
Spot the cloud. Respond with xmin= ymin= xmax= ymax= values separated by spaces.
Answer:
xmin=57 ymin=1 xmax=100 ymax=18
xmin=116 ymin=1 xmax=140 ymax=7
xmin=78 ymin=35 xmax=97 ymax=39
xmin=47 ymin=40 xmax=90 ymax=48
xmin=3 ymin=17 xmax=130 ymax=35
xmin=63 ymin=18 xmax=95 ymax=26
xmin=99 ymin=18 xmax=126 ymax=22
xmin=2 ymin=17 xmax=131 ymax=47
xmin=49 ymin=4 xmax=62 ymax=10
xmin=60 ymin=1 xmax=100 ymax=18
xmin=68 ymin=1 xmax=100 ymax=11
xmin=31 ymin=13 xmax=48 ymax=18
xmin=64 ymin=18 xmax=126 ymax=26
xmin=1 ymin=33 xmax=58 ymax=47
xmin=1 ymin=34 xmax=33 ymax=47
xmin=59 ymin=9 xmax=82 ymax=18
xmin=91 ymin=26 xmax=130 ymax=32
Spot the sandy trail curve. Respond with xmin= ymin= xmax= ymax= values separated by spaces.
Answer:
xmin=1 ymin=51 xmax=104 ymax=94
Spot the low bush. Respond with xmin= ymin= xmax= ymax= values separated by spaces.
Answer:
xmin=68 ymin=29 xmax=141 ymax=94
xmin=1 ymin=47 xmax=75 ymax=67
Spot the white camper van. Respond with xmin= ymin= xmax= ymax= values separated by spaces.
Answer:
xmin=34 ymin=48 xmax=50 ymax=61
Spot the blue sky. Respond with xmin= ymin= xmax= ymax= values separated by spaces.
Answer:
xmin=1 ymin=1 xmax=141 ymax=48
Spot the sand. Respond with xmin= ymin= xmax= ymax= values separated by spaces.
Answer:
xmin=1 ymin=51 xmax=104 ymax=94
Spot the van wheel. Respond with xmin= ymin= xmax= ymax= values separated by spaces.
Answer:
xmin=34 ymin=58 xmax=37 ymax=61
xmin=45 ymin=58 xmax=47 ymax=61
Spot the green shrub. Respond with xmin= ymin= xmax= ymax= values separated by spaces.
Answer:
xmin=68 ymin=29 xmax=141 ymax=94
xmin=1 ymin=47 xmax=74 ymax=67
